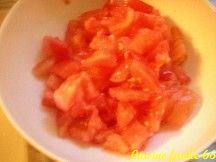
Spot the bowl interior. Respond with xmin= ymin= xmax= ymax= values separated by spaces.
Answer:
xmin=0 ymin=0 xmax=216 ymax=162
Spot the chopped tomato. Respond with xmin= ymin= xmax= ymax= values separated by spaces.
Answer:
xmin=101 ymin=7 xmax=135 ymax=36
xmin=34 ymin=0 xmax=198 ymax=154
xmin=54 ymin=74 xmax=83 ymax=111
xmin=46 ymin=74 xmax=63 ymax=90
xmin=116 ymin=102 xmax=136 ymax=129
xmin=33 ymin=57 xmax=55 ymax=77
xmin=170 ymin=27 xmax=187 ymax=65
xmin=103 ymin=133 xmax=130 ymax=154
xmin=122 ymin=120 xmax=150 ymax=150
xmin=128 ymin=0 xmax=154 ymax=13
xmin=109 ymin=86 xmax=151 ymax=102
xmin=82 ymin=50 xmax=117 ymax=68
xmin=51 ymin=60 xmax=81 ymax=79
xmin=42 ymin=89 xmax=56 ymax=108
xmin=84 ymin=17 xmax=108 ymax=35
xmin=110 ymin=61 xmax=130 ymax=83
xmin=65 ymin=20 xmax=80 ymax=43
xmin=162 ymin=87 xmax=199 ymax=128
xmin=130 ymin=60 xmax=159 ymax=92
xmin=128 ymin=28 xmax=162 ymax=55
xmin=43 ymin=36 xmax=71 ymax=61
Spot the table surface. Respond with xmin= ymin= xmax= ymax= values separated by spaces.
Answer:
xmin=0 ymin=1 xmax=215 ymax=162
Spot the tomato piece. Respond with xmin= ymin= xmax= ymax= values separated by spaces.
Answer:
xmin=70 ymin=120 xmax=93 ymax=142
xmin=122 ymin=120 xmax=150 ymax=150
xmin=56 ymin=111 xmax=73 ymax=137
xmin=79 ymin=9 xmax=109 ymax=21
xmin=128 ymin=0 xmax=154 ymax=13
xmin=109 ymin=86 xmax=151 ymax=102
xmin=88 ymin=108 xmax=106 ymax=137
xmin=170 ymin=26 xmax=187 ymax=65
xmin=33 ymin=57 xmax=55 ymax=77
xmin=84 ymin=17 xmax=108 ymax=35
xmin=94 ymin=130 xmax=113 ymax=144
xmin=110 ymin=61 xmax=130 ymax=83
xmin=65 ymin=20 xmax=80 ymax=43
xmin=104 ymin=0 xmax=127 ymax=8
xmin=54 ymin=74 xmax=82 ymax=111
xmin=69 ymin=90 xmax=91 ymax=119
xmin=93 ymin=94 xmax=117 ymax=126
xmin=46 ymin=74 xmax=63 ymax=90
xmin=51 ymin=60 xmax=81 ymax=79
xmin=159 ymin=66 xmax=190 ymax=85
xmin=172 ymin=66 xmax=191 ymax=85
xmin=162 ymin=87 xmax=199 ymax=128
xmin=101 ymin=7 xmax=135 ymax=36
xmin=139 ymin=94 xmax=167 ymax=132
xmin=149 ymin=40 xmax=171 ymax=72
xmin=130 ymin=60 xmax=159 ymax=92
xmin=132 ymin=12 xmax=158 ymax=31
xmin=103 ymin=133 xmax=130 ymax=154
xmin=89 ymin=33 xmax=118 ymax=51
xmin=81 ymin=72 xmax=100 ymax=100
xmin=87 ymin=67 xmax=112 ymax=91
xmin=82 ymin=50 xmax=117 ymax=68
xmin=69 ymin=28 xmax=88 ymax=51
xmin=43 ymin=36 xmax=71 ymax=61
xmin=128 ymin=28 xmax=162 ymax=55
xmin=42 ymin=89 xmax=56 ymax=108
xmin=116 ymin=102 xmax=136 ymax=129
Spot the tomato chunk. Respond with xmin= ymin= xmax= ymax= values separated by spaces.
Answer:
xmin=103 ymin=133 xmax=130 ymax=154
xmin=54 ymin=74 xmax=82 ymax=111
xmin=116 ymin=102 xmax=136 ymax=129
xmin=128 ymin=0 xmax=154 ymax=13
xmin=43 ymin=36 xmax=71 ymax=61
xmin=162 ymin=87 xmax=199 ymax=128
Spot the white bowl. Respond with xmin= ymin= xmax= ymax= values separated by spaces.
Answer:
xmin=0 ymin=0 xmax=216 ymax=162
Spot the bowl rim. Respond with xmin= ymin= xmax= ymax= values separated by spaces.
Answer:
xmin=0 ymin=1 xmax=216 ymax=162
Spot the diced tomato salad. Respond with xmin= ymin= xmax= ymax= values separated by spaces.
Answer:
xmin=33 ymin=0 xmax=199 ymax=154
